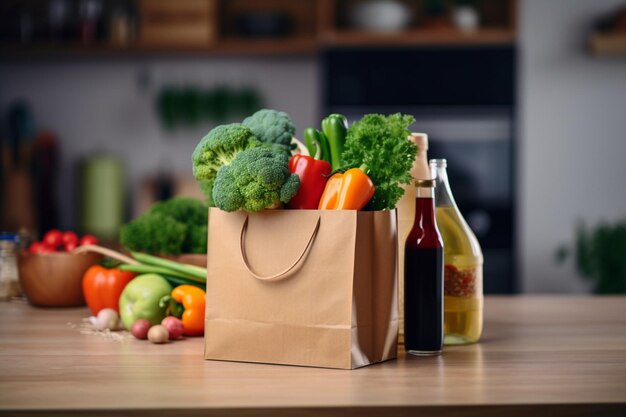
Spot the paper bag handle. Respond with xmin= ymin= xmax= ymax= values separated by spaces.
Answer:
xmin=240 ymin=215 xmax=321 ymax=282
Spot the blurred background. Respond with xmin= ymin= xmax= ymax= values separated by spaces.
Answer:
xmin=1 ymin=0 xmax=625 ymax=295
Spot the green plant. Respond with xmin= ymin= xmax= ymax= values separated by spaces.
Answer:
xmin=557 ymin=219 xmax=626 ymax=294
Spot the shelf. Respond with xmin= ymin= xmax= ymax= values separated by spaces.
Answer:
xmin=0 ymin=29 xmax=515 ymax=58
xmin=0 ymin=37 xmax=319 ymax=58
xmin=0 ymin=0 xmax=517 ymax=58
xmin=589 ymin=33 xmax=626 ymax=55
xmin=321 ymin=28 xmax=516 ymax=47
xmin=211 ymin=37 xmax=318 ymax=56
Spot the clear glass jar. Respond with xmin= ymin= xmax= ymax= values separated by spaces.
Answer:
xmin=430 ymin=159 xmax=483 ymax=345
xmin=0 ymin=233 xmax=21 ymax=300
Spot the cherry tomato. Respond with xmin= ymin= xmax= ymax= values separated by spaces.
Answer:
xmin=28 ymin=242 xmax=46 ymax=254
xmin=79 ymin=234 xmax=98 ymax=246
xmin=64 ymin=241 xmax=78 ymax=252
xmin=62 ymin=231 xmax=78 ymax=247
xmin=43 ymin=230 xmax=63 ymax=248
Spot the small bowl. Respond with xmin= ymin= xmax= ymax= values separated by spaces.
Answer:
xmin=18 ymin=252 xmax=103 ymax=307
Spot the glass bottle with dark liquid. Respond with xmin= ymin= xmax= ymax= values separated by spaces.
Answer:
xmin=404 ymin=179 xmax=444 ymax=356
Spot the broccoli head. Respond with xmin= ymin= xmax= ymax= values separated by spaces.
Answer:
xmin=212 ymin=147 xmax=300 ymax=212
xmin=150 ymin=197 xmax=206 ymax=225
xmin=242 ymin=109 xmax=296 ymax=157
xmin=192 ymin=123 xmax=261 ymax=200
xmin=120 ymin=213 xmax=187 ymax=255
xmin=150 ymin=197 xmax=208 ymax=253
xmin=120 ymin=197 xmax=209 ymax=255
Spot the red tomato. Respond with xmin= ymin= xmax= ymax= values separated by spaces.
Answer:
xmin=43 ymin=230 xmax=63 ymax=248
xmin=64 ymin=241 xmax=78 ymax=252
xmin=79 ymin=234 xmax=98 ymax=246
xmin=62 ymin=231 xmax=78 ymax=246
xmin=28 ymin=242 xmax=46 ymax=254
xmin=40 ymin=245 xmax=56 ymax=254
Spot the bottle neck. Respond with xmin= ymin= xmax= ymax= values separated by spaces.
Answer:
xmin=430 ymin=160 xmax=457 ymax=208
xmin=410 ymin=186 xmax=442 ymax=249
xmin=414 ymin=186 xmax=436 ymax=225
xmin=410 ymin=133 xmax=431 ymax=181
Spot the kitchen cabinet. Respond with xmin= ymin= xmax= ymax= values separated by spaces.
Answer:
xmin=0 ymin=0 xmax=517 ymax=56
xmin=1 ymin=296 xmax=625 ymax=416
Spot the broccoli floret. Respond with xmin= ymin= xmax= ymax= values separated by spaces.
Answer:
xmin=192 ymin=123 xmax=261 ymax=201
xmin=150 ymin=197 xmax=208 ymax=253
xmin=120 ymin=213 xmax=187 ymax=255
xmin=242 ymin=109 xmax=296 ymax=157
xmin=186 ymin=224 xmax=208 ymax=254
xmin=212 ymin=147 xmax=300 ymax=212
xmin=119 ymin=197 xmax=209 ymax=255
xmin=198 ymin=179 xmax=215 ymax=207
xmin=150 ymin=197 xmax=206 ymax=226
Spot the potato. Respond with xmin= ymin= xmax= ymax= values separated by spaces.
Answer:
xmin=161 ymin=316 xmax=184 ymax=340
xmin=147 ymin=325 xmax=169 ymax=344
xmin=131 ymin=319 xmax=151 ymax=340
xmin=95 ymin=308 xmax=119 ymax=331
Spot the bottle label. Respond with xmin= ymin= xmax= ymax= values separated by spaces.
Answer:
xmin=444 ymin=264 xmax=482 ymax=298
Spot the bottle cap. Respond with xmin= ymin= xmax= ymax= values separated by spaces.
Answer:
xmin=414 ymin=179 xmax=436 ymax=188
xmin=409 ymin=133 xmax=428 ymax=150
xmin=429 ymin=158 xmax=447 ymax=168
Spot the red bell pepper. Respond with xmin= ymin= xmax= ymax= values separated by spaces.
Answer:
xmin=82 ymin=265 xmax=135 ymax=315
xmin=288 ymin=154 xmax=332 ymax=209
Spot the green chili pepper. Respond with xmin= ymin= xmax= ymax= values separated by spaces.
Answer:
xmin=321 ymin=114 xmax=348 ymax=171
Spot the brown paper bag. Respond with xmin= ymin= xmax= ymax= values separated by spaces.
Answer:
xmin=204 ymin=208 xmax=399 ymax=369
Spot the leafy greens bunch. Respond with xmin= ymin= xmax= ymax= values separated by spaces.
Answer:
xmin=341 ymin=113 xmax=417 ymax=211
xmin=120 ymin=197 xmax=208 ymax=255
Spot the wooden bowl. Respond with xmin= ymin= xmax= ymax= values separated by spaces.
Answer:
xmin=18 ymin=252 xmax=103 ymax=307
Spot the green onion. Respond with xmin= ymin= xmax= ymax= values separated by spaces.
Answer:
xmin=131 ymin=252 xmax=207 ymax=280
xmin=162 ymin=275 xmax=205 ymax=290
xmin=119 ymin=264 xmax=205 ymax=283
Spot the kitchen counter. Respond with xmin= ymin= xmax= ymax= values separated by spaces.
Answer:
xmin=0 ymin=296 xmax=625 ymax=416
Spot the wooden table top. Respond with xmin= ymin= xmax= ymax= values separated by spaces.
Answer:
xmin=0 ymin=296 xmax=625 ymax=417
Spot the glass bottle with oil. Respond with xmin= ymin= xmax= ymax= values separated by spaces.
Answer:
xmin=430 ymin=159 xmax=483 ymax=345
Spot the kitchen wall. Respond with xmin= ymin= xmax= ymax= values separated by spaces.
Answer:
xmin=2 ymin=0 xmax=626 ymax=293
xmin=519 ymin=0 xmax=626 ymax=293
xmin=0 ymin=56 xmax=319 ymax=226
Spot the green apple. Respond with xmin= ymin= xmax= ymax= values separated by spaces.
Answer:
xmin=119 ymin=274 xmax=173 ymax=330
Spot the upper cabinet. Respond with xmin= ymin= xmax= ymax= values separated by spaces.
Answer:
xmin=0 ymin=0 xmax=517 ymax=56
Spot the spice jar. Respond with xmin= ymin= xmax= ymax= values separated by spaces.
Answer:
xmin=0 ymin=233 xmax=22 ymax=300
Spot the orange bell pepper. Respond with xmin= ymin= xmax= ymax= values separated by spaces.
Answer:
xmin=171 ymin=285 xmax=206 ymax=336
xmin=82 ymin=265 xmax=135 ymax=315
xmin=318 ymin=166 xmax=375 ymax=210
